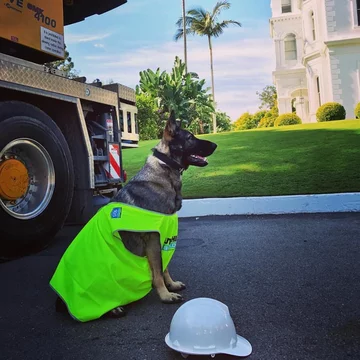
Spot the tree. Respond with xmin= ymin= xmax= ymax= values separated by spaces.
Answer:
xmin=256 ymin=85 xmax=277 ymax=110
xmin=44 ymin=44 xmax=79 ymax=79
xmin=233 ymin=112 xmax=257 ymax=131
xmin=136 ymin=56 xmax=214 ymax=138
xmin=258 ymin=104 xmax=278 ymax=128
xmin=175 ymin=0 xmax=241 ymax=133
xmin=252 ymin=110 xmax=268 ymax=127
xmin=135 ymin=93 xmax=159 ymax=140
xmin=215 ymin=111 xmax=232 ymax=132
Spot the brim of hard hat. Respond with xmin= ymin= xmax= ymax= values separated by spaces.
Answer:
xmin=165 ymin=333 xmax=252 ymax=357
xmin=224 ymin=335 xmax=252 ymax=357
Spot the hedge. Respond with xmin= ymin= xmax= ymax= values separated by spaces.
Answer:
xmin=316 ymin=102 xmax=346 ymax=122
xmin=275 ymin=113 xmax=302 ymax=127
xmin=355 ymin=102 xmax=360 ymax=119
xmin=234 ymin=112 xmax=257 ymax=130
xmin=259 ymin=113 xmax=276 ymax=128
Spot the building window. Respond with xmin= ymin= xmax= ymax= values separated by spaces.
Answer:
xmin=284 ymin=34 xmax=297 ymax=60
xmin=311 ymin=11 xmax=316 ymax=41
xmin=316 ymin=76 xmax=321 ymax=106
xmin=119 ymin=109 xmax=124 ymax=132
xmin=281 ymin=0 xmax=292 ymax=13
xmin=134 ymin=113 xmax=138 ymax=134
xmin=127 ymin=111 xmax=132 ymax=133
xmin=357 ymin=0 xmax=360 ymax=26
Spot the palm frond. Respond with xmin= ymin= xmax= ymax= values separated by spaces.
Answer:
xmin=222 ymin=19 xmax=242 ymax=27
xmin=187 ymin=7 xmax=207 ymax=21
xmin=174 ymin=27 xmax=195 ymax=41
xmin=187 ymin=17 xmax=211 ymax=36
xmin=211 ymin=1 xmax=231 ymax=20
xmin=189 ymin=71 xmax=199 ymax=79
xmin=175 ymin=16 xmax=182 ymax=27
xmin=175 ymin=15 xmax=195 ymax=28
xmin=174 ymin=28 xmax=183 ymax=41
xmin=211 ymin=20 xmax=242 ymax=37
xmin=211 ymin=23 xmax=225 ymax=37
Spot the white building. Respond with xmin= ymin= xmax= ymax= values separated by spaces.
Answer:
xmin=269 ymin=0 xmax=360 ymax=122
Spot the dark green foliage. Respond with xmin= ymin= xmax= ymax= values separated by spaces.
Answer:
xmin=44 ymin=45 xmax=79 ymax=79
xmin=259 ymin=112 xmax=276 ymax=128
xmin=275 ymin=113 xmax=302 ymax=127
xmin=215 ymin=111 xmax=232 ymax=132
xmin=135 ymin=93 xmax=159 ymax=140
xmin=256 ymin=85 xmax=277 ymax=110
xmin=316 ymin=102 xmax=346 ymax=122
xmin=136 ymin=56 xmax=218 ymax=138
xmin=252 ymin=110 xmax=268 ymax=127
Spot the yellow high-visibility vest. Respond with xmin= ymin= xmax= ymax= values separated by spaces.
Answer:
xmin=49 ymin=202 xmax=178 ymax=322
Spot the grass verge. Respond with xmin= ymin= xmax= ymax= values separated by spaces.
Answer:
xmin=121 ymin=120 xmax=360 ymax=199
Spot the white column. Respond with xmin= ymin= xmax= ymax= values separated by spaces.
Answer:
xmin=275 ymin=39 xmax=282 ymax=68
xmin=296 ymin=36 xmax=303 ymax=65
xmin=278 ymin=98 xmax=292 ymax=114
xmin=294 ymin=97 xmax=307 ymax=122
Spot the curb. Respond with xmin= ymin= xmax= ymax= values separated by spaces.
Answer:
xmin=177 ymin=192 xmax=360 ymax=218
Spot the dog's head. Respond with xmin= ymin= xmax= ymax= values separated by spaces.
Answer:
xmin=162 ymin=110 xmax=217 ymax=169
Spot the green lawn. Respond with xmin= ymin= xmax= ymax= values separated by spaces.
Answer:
xmin=121 ymin=120 xmax=360 ymax=198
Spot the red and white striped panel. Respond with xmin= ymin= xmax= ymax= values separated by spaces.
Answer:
xmin=103 ymin=144 xmax=121 ymax=179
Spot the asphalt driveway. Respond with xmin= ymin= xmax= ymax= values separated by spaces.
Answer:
xmin=1 ymin=213 xmax=360 ymax=360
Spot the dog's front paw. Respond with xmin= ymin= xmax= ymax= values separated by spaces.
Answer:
xmin=160 ymin=291 xmax=184 ymax=304
xmin=166 ymin=281 xmax=186 ymax=292
xmin=105 ymin=306 xmax=127 ymax=318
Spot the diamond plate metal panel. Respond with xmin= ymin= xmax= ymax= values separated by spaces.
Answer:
xmin=0 ymin=57 xmax=118 ymax=107
xmin=118 ymin=83 xmax=136 ymax=103
xmin=102 ymin=83 xmax=136 ymax=103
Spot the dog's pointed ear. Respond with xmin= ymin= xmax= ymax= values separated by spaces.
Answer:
xmin=163 ymin=109 xmax=179 ymax=140
xmin=169 ymin=109 xmax=176 ymax=125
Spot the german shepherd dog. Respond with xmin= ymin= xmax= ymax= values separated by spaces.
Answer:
xmin=56 ymin=110 xmax=217 ymax=318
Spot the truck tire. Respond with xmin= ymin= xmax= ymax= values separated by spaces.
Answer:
xmin=0 ymin=101 xmax=74 ymax=260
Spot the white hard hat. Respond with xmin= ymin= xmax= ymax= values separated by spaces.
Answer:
xmin=165 ymin=297 xmax=252 ymax=358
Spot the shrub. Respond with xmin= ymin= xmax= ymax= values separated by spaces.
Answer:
xmin=316 ymin=102 xmax=346 ymax=122
xmin=275 ymin=113 xmax=302 ymax=127
xmin=258 ymin=112 xmax=276 ymax=128
xmin=354 ymin=102 xmax=360 ymax=119
xmin=234 ymin=112 xmax=257 ymax=130
xmin=252 ymin=110 xmax=268 ymax=127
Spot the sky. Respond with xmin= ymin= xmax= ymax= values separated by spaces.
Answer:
xmin=64 ymin=0 xmax=275 ymax=121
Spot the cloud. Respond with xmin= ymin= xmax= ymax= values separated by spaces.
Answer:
xmin=94 ymin=43 xmax=105 ymax=48
xmin=64 ymin=32 xmax=112 ymax=44
xmin=80 ymin=37 xmax=275 ymax=120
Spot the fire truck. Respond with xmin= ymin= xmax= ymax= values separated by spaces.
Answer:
xmin=0 ymin=0 xmax=139 ymax=259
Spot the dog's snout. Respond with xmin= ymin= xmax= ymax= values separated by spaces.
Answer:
xmin=207 ymin=141 xmax=217 ymax=155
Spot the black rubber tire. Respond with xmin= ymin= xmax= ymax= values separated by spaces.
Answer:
xmin=0 ymin=101 xmax=74 ymax=260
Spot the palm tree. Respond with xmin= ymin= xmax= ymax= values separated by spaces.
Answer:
xmin=181 ymin=0 xmax=188 ymax=74
xmin=174 ymin=0 xmax=241 ymax=133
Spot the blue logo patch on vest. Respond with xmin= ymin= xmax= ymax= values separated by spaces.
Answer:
xmin=111 ymin=207 xmax=122 ymax=219
xmin=162 ymin=236 xmax=177 ymax=251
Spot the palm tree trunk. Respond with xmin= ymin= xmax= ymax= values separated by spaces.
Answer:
xmin=182 ymin=0 xmax=188 ymax=74
xmin=208 ymin=35 xmax=217 ymax=133
xmin=199 ymin=119 xmax=204 ymax=134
